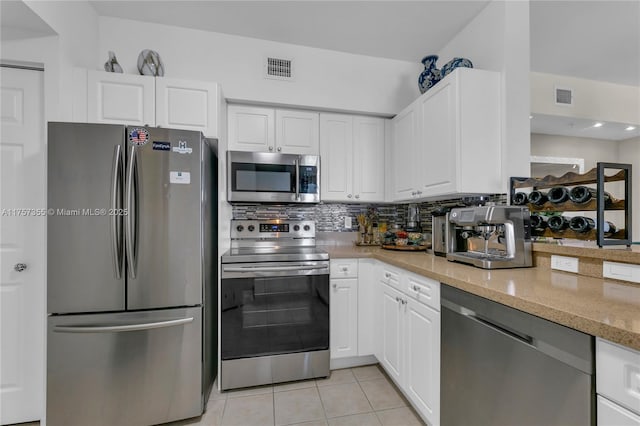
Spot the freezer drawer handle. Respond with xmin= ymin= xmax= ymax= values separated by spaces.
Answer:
xmin=53 ymin=317 xmax=194 ymax=333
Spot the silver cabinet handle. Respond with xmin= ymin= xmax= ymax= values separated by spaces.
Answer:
xmin=110 ymin=145 xmax=123 ymax=280
xmin=14 ymin=263 xmax=27 ymax=272
xmin=411 ymin=191 xmax=416 ymax=196
xmin=355 ymin=194 xmax=360 ymax=199
xmin=54 ymin=317 xmax=194 ymax=333
xmin=268 ymin=146 xmax=274 ymax=151
xmin=125 ymin=146 xmax=138 ymax=279
xmin=277 ymin=147 xmax=282 ymax=152
xmin=347 ymin=194 xmax=353 ymax=198
xmin=416 ymin=190 xmax=422 ymax=195
xmin=413 ymin=285 xmax=420 ymax=292
xmin=341 ymin=266 xmax=348 ymax=272
xmin=384 ymin=273 xmax=391 ymax=279
xmin=395 ymin=296 xmax=400 ymax=302
xmin=333 ymin=283 xmax=337 ymax=289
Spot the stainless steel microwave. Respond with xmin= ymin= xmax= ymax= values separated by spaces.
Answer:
xmin=227 ymin=151 xmax=320 ymax=203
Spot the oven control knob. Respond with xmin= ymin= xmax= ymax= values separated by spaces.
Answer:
xmin=293 ymin=225 xmax=300 ymax=231
xmin=236 ymin=225 xmax=244 ymax=232
xmin=303 ymin=225 xmax=311 ymax=231
xmin=248 ymin=225 xmax=255 ymax=232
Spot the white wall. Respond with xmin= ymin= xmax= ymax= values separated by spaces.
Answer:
xmin=531 ymin=72 xmax=640 ymax=125
xmin=618 ymin=136 xmax=640 ymax=242
xmin=531 ymin=134 xmax=619 ymax=171
xmin=98 ymin=16 xmax=420 ymax=116
xmin=10 ymin=0 xmax=100 ymax=121
xmin=437 ymin=0 xmax=531 ymax=192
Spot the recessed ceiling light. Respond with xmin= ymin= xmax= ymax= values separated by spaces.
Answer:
xmin=626 ymin=126 xmax=636 ymax=131
xmin=593 ymin=122 xmax=603 ymax=128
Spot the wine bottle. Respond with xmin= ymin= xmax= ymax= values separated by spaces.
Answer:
xmin=527 ymin=190 xmax=548 ymax=206
xmin=568 ymin=217 xmax=618 ymax=235
xmin=547 ymin=186 xmax=570 ymax=204
xmin=568 ymin=186 xmax=596 ymax=204
xmin=547 ymin=215 xmax=569 ymax=231
xmin=529 ymin=214 xmax=547 ymax=230
xmin=512 ymin=192 xmax=528 ymax=205
xmin=569 ymin=216 xmax=595 ymax=232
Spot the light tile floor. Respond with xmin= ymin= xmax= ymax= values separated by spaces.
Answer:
xmin=170 ymin=364 xmax=425 ymax=426
xmin=13 ymin=365 xmax=425 ymax=426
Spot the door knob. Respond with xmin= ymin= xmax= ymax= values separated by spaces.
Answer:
xmin=268 ymin=146 xmax=274 ymax=151
xmin=14 ymin=263 xmax=27 ymax=272
xmin=277 ymin=147 xmax=282 ymax=152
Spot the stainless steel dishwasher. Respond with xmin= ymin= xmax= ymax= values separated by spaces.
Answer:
xmin=441 ymin=284 xmax=595 ymax=426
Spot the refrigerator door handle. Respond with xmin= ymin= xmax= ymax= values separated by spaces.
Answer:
xmin=110 ymin=145 xmax=123 ymax=279
xmin=126 ymin=146 xmax=138 ymax=279
xmin=53 ymin=317 xmax=194 ymax=333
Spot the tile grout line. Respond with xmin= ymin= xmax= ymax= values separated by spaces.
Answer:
xmin=353 ymin=369 xmax=379 ymax=424
xmin=314 ymin=377 xmax=330 ymax=425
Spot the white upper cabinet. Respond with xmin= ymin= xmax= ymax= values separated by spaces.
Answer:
xmin=320 ymin=113 xmax=385 ymax=202
xmin=276 ymin=109 xmax=319 ymax=155
xmin=391 ymin=105 xmax=419 ymax=201
xmin=87 ymin=71 xmax=155 ymax=126
xmin=391 ymin=68 xmax=501 ymax=201
xmin=228 ymin=105 xmax=319 ymax=155
xmin=227 ymin=105 xmax=275 ymax=152
xmin=321 ymin=114 xmax=353 ymax=200
xmin=83 ymin=71 xmax=222 ymax=137
xmin=155 ymin=77 xmax=220 ymax=137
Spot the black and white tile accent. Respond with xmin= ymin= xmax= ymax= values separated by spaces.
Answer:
xmin=231 ymin=194 xmax=507 ymax=233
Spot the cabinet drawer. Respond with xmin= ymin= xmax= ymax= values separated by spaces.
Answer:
xmin=330 ymin=259 xmax=358 ymax=278
xmin=405 ymin=272 xmax=440 ymax=311
xmin=598 ymin=395 xmax=640 ymax=426
xmin=379 ymin=264 xmax=402 ymax=291
xmin=597 ymin=338 xmax=640 ymax=415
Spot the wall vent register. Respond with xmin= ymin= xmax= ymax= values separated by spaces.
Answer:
xmin=265 ymin=57 xmax=294 ymax=80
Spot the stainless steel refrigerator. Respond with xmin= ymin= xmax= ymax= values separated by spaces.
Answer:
xmin=46 ymin=122 xmax=217 ymax=426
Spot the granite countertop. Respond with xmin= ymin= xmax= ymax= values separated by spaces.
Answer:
xmin=532 ymin=242 xmax=640 ymax=263
xmin=326 ymin=245 xmax=640 ymax=351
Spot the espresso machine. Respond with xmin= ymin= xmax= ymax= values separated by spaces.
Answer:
xmin=406 ymin=204 xmax=421 ymax=232
xmin=446 ymin=205 xmax=532 ymax=269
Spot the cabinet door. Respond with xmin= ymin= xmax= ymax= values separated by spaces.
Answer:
xmin=330 ymin=278 xmax=358 ymax=359
xmin=391 ymin=105 xmax=418 ymax=201
xmin=87 ymin=71 xmax=155 ymax=126
xmin=380 ymin=283 xmax=403 ymax=382
xmin=227 ymin=105 xmax=274 ymax=152
xmin=320 ymin=114 xmax=353 ymax=202
xmin=276 ymin=109 xmax=319 ymax=155
xmin=404 ymin=298 xmax=440 ymax=426
xmin=418 ymin=79 xmax=456 ymax=197
xmin=353 ymin=116 xmax=385 ymax=202
xmin=598 ymin=395 xmax=640 ymax=426
xmin=155 ymin=78 xmax=219 ymax=137
xmin=357 ymin=259 xmax=376 ymax=357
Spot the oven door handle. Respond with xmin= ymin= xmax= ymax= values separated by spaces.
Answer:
xmin=224 ymin=264 xmax=328 ymax=273
xmin=294 ymin=157 xmax=300 ymax=201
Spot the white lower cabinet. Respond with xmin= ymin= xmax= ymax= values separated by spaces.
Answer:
xmin=376 ymin=263 xmax=440 ymax=425
xmin=599 ymin=395 xmax=640 ymax=426
xmin=380 ymin=283 xmax=403 ymax=382
xmin=404 ymin=297 xmax=440 ymax=424
xmin=596 ymin=338 xmax=640 ymax=425
xmin=330 ymin=277 xmax=358 ymax=359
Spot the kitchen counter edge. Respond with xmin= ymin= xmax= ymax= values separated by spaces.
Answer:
xmin=326 ymin=246 xmax=640 ymax=351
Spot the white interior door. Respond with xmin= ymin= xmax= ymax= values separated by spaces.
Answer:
xmin=0 ymin=66 xmax=45 ymax=424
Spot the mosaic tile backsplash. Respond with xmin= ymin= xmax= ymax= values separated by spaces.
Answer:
xmin=232 ymin=194 xmax=507 ymax=233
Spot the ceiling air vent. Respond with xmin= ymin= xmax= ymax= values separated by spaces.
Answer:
xmin=265 ymin=56 xmax=294 ymax=81
xmin=555 ymin=86 xmax=573 ymax=106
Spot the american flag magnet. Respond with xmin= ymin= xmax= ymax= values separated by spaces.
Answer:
xmin=129 ymin=128 xmax=149 ymax=146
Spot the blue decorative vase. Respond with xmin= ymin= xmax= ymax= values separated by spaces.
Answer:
xmin=440 ymin=57 xmax=473 ymax=78
xmin=418 ymin=55 xmax=442 ymax=94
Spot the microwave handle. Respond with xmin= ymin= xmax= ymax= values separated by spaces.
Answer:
xmin=295 ymin=157 xmax=300 ymax=201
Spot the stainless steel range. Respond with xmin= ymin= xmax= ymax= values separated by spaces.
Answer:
xmin=220 ymin=219 xmax=330 ymax=390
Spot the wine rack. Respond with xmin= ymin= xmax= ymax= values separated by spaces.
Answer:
xmin=510 ymin=162 xmax=632 ymax=247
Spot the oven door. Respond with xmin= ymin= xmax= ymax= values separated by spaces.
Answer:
xmin=220 ymin=264 xmax=329 ymax=360
xmin=227 ymin=151 xmax=320 ymax=203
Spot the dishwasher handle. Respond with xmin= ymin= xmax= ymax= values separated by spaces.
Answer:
xmin=466 ymin=312 xmax=534 ymax=346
